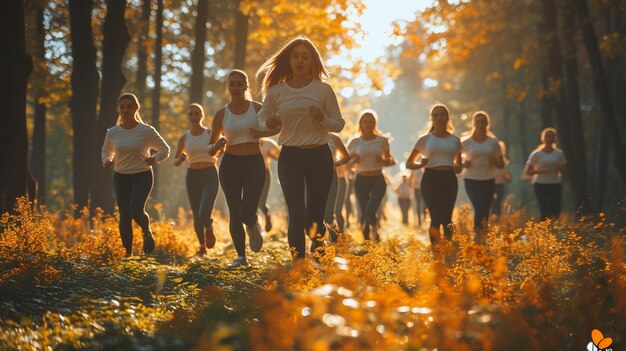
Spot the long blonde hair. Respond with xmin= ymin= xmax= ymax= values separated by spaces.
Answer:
xmin=116 ymin=93 xmax=146 ymax=125
xmin=357 ymin=109 xmax=381 ymax=136
xmin=468 ymin=110 xmax=496 ymax=138
xmin=427 ymin=103 xmax=454 ymax=133
xmin=256 ymin=36 xmax=328 ymax=98
xmin=535 ymin=127 xmax=558 ymax=151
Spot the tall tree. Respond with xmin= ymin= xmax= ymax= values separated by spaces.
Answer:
xmin=135 ymin=0 xmax=151 ymax=102
xmin=542 ymin=0 xmax=590 ymax=212
xmin=575 ymin=0 xmax=626 ymax=184
xmin=92 ymin=0 xmax=131 ymax=214
xmin=190 ymin=0 xmax=208 ymax=103
xmin=0 ymin=0 xmax=33 ymax=213
xmin=69 ymin=0 xmax=99 ymax=212
xmin=234 ymin=0 xmax=249 ymax=70
xmin=30 ymin=2 xmax=48 ymax=206
xmin=151 ymin=0 xmax=164 ymax=198
xmin=561 ymin=0 xmax=590 ymax=212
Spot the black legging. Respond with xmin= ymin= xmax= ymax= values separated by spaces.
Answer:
xmin=258 ymin=167 xmax=271 ymax=215
xmin=464 ymin=178 xmax=495 ymax=232
xmin=186 ymin=166 xmax=219 ymax=246
xmin=534 ymin=182 xmax=561 ymax=220
xmin=421 ymin=168 xmax=457 ymax=241
xmin=398 ymin=198 xmax=411 ymax=225
xmin=113 ymin=170 xmax=153 ymax=254
xmin=219 ymin=152 xmax=266 ymax=258
xmin=278 ymin=145 xmax=333 ymax=258
xmin=354 ymin=174 xmax=386 ymax=240
xmin=414 ymin=188 xmax=425 ymax=226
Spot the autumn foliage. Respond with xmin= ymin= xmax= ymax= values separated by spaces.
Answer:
xmin=0 ymin=198 xmax=623 ymax=350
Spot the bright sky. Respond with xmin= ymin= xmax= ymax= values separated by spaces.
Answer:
xmin=329 ymin=0 xmax=434 ymax=96
xmin=350 ymin=0 xmax=433 ymax=62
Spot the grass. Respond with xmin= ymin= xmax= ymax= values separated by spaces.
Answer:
xmin=0 ymin=197 xmax=623 ymax=350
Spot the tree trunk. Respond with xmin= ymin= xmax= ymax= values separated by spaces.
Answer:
xmin=561 ymin=0 xmax=591 ymax=213
xmin=516 ymin=101 xmax=529 ymax=208
xmin=190 ymin=0 xmax=208 ymax=104
xmin=234 ymin=0 xmax=249 ymax=70
xmin=0 ymin=0 xmax=33 ymax=213
xmin=30 ymin=5 xmax=47 ymax=206
xmin=537 ymin=6 xmax=554 ymax=128
xmin=596 ymin=127 xmax=609 ymax=210
xmin=92 ymin=0 xmax=131 ymax=214
xmin=542 ymin=0 xmax=590 ymax=212
xmin=135 ymin=0 xmax=151 ymax=102
xmin=151 ymin=0 xmax=163 ymax=199
xmin=69 ymin=0 xmax=99 ymax=212
xmin=575 ymin=0 xmax=626 ymax=184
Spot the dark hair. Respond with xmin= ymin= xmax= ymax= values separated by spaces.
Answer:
xmin=256 ymin=36 xmax=328 ymax=97
xmin=227 ymin=69 xmax=253 ymax=100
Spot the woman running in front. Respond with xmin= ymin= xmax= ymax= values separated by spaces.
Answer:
xmin=525 ymin=127 xmax=567 ymax=221
xmin=173 ymin=103 xmax=219 ymax=257
xmin=347 ymin=109 xmax=396 ymax=242
xmin=256 ymin=36 xmax=345 ymax=259
xmin=461 ymin=111 xmax=504 ymax=242
xmin=101 ymin=93 xmax=170 ymax=257
xmin=406 ymin=103 xmax=462 ymax=250
xmin=209 ymin=69 xmax=271 ymax=268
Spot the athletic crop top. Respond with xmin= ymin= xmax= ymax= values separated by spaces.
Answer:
xmin=185 ymin=130 xmax=216 ymax=165
xmin=101 ymin=123 xmax=170 ymax=174
xmin=222 ymin=102 xmax=259 ymax=146
xmin=257 ymin=80 xmax=345 ymax=146
xmin=461 ymin=136 xmax=502 ymax=180
xmin=348 ymin=136 xmax=390 ymax=172
xmin=412 ymin=133 xmax=461 ymax=168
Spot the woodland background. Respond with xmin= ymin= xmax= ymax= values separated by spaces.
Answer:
xmin=1 ymin=0 xmax=625 ymax=220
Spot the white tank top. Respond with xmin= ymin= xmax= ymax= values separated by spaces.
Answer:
xmin=185 ymin=130 xmax=216 ymax=165
xmin=413 ymin=133 xmax=461 ymax=168
xmin=222 ymin=102 xmax=259 ymax=146
xmin=348 ymin=136 xmax=390 ymax=172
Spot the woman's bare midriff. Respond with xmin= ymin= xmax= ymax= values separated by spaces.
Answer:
xmin=189 ymin=162 xmax=216 ymax=170
xmin=357 ymin=170 xmax=383 ymax=176
xmin=225 ymin=142 xmax=261 ymax=155
xmin=293 ymin=144 xmax=325 ymax=149
xmin=429 ymin=165 xmax=454 ymax=171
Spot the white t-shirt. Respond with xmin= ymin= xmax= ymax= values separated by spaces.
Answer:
xmin=461 ymin=136 xmax=503 ymax=180
xmin=184 ymin=130 xmax=217 ymax=165
xmin=257 ymin=80 xmax=345 ymax=146
xmin=101 ymin=123 xmax=170 ymax=174
xmin=348 ymin=136 xmax=390 ymax=172
xmin=526 ymin=148 xmax=567 ymax=184
xmin=413 ymin=133 xmax=461 ymax=168
xmin=394 ymin=180 xmax=413 ymax=199
xmin=222 ymin=102 xmax=259 ymax=146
